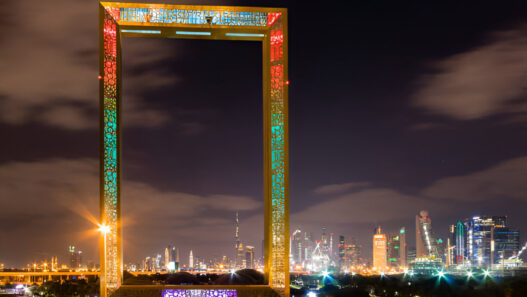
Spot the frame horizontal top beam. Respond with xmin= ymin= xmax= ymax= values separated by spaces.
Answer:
xmin=101 ymin=2 xmax=285 ymax=30
xmin=101 ymin=2 xmax=286 ymax=13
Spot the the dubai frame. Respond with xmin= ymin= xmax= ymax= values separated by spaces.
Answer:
xmin=99 ymin=2 xmax=289 ymax=297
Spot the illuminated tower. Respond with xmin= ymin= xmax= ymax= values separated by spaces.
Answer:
xmin=373 ymin=226 xmax=387 ymax=270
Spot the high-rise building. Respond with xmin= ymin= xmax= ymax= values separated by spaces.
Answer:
xmin=155 ymin=254 xmax=162 ymax=270
xmin=51 ymin=256 xmax=58 ymax=271
xmin=447 ymin=225 xmax=455 ymax=267
xmin=68 ymin=246 xmax=82 ymax=269
xmin=303 ymin=232 xmax=314 ymax=263
xmin=329 ymin=232 xmax=334 ymax=262
xmin=464 ymin=216 xmax=520 ymax=267
xmin=291 ymin=229 xmax=303 ymax=266
xmin=494 ymin=226 xmax=520 ymax=261
xmin=189 ymin=250 xmax=194 ymax=270
xmin=245 ymin=246 xmax=255 ymax=269
xmin=164 ymin=246 xmax=178 ymax=272
xmin=165 ymin=247 xmax=170 ymax=270
xmin=454 ymin=222 xmax=465 ymax=264
xmin=373 ymin=226 xmax=387 ymax=269
xmin=237 ymin=243 xmax=245 ymax=268
xmin=69 ymin=245 xmax=76 ymax=268
xmin=321 ymin=227 xmax=328 ymax=255
xmin=407 ymin=247 xmax=416 ymax=263
xmin=387 ymin=233 xmax=402 ymax=267
xmin=143 ymin=256 xmax=151 ymax=271
xmin=338 ymin=236 xmax=362 ymax=272
xmin=415 ymin=210 xmax=440 ymax=259
xmin=338 ymin=235 xmax=345 ymax=272
xmin=234 ymin=212 xmax=241 ymax=267
xmin=348 ymin=239 xmax=362 ymax=267
xmin=400 ymin=227 xmax=406 ymax=267
xmin=235 ymin=212 xmax=240 ymax=249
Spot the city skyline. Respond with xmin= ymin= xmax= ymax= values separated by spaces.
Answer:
xmin=2 ymin=0 xmax=527 ymax=271
xmin=5 ymin=209 xmax=523 ymax=272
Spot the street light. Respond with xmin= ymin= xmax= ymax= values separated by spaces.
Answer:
xmin=99 ymin=224 xmax=111 ymax=234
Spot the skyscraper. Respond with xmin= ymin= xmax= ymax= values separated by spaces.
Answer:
xmin=69 ymin=246 xmax=82 ymax=269
xmin=464 ymin=216 xmax=520 ymax=267
xmin=338 ymin=236 xmax=362 ymax=272
xmin=494 ymin=226 xmax=520 ymax=261
xmin=234 ymin=212 xmax=241 ymax=267
xmin=291 ymin=229 xmax=303 ymax=266
xmin=69 ymin=245 xmax=75 ymax=268
xmin=338 ymin=235 xmax=345 ymax=272
xmin=303 ymin=232 xmax=314 ymax=263
xmin=387 ymin=233 xmax=403 ymax=267
xmin=329 ymin=232 xmax=334 ymax=262
xmin=189 ymin=250 xmax=194 ymax=270
xmin=321 ymin=227 xmax=328 ymax=251
xmin=415 ymin=210 xmax=440 ymax=259
xmin=235 ymin=212 xmax=240 ymax=249
xmin=165 ymin=247 xmax=170 ymax=270
xmin=237 ymin=243 xmax=245 ymax=268
xmin=245 ymin=246 xmax=255 ymax=269
xmin=400 ymin=227 xmax=406 ymax=267
xmin=373 ymin=226 xmax=387 ymax=269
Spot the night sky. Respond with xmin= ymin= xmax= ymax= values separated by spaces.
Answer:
xmin=2 ymin=0 xmax=527 ymax=267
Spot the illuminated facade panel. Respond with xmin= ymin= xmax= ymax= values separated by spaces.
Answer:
xmin=119 ymin=7 xmax=267 ymax=26
xmin=99 ymin=2 xmax=288 ymax=297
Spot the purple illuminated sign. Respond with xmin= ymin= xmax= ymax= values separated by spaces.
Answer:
xmin=163 ymin=289 xmax=238 ymax=297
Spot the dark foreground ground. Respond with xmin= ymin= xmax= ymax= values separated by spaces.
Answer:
xmin=3 ymin=270 xmax=527 ymax=297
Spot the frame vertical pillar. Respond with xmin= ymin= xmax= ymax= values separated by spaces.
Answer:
xmin=264 ymin=12 xmax=289 ymax=297
xmin=99 ymin=5 xmax=122 ymax=297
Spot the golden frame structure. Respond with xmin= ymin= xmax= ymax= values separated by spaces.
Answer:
xmin=99 ymin=2 xmax=289 ymax=297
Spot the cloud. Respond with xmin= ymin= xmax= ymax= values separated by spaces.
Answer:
xmin=0 ymin=0 xmax=180 ymax=130
xmin=313 ymin=181 xmax=371 ymax=195
xmin=408 ymin=122 xmax=448 ymax=131
xmin=299 ymin=156 xmax=527 ymax=226
xmin=413 ymin=24 xmax=527 ymax=120
xmin=422 ymin=156 xmax=527 ymax=201
xmin=294 ymin=188 xmax=445 ymax=225
xmin=0 ymin=157 xmax=259 ymax=265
